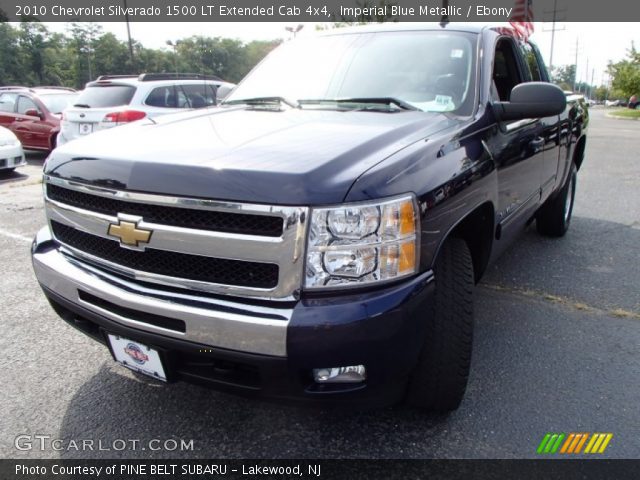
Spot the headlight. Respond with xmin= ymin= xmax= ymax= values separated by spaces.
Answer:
xmin=305 ymin=194 xmax=419 ymax=289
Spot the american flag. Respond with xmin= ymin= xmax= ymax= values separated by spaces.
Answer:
xmin=510 ymin=0 xmax=534 ymax=40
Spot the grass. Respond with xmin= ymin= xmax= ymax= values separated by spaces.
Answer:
xmin=608 ymin=109 xmax=640 ymax=119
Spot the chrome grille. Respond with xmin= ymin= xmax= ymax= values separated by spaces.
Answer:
xmin=44 ymin=176 xmax=308 ymax=300
xmin=47 ymin=184 xmax=284 ymax=237
xmin=51 ymin=221 xmax=279 ymax=289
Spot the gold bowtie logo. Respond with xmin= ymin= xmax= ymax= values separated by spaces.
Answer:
xmin=108 ymin=219 xmax=152 ymax=247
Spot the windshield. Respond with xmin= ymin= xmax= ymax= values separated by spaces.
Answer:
xmin=225 ymin=30 xmax=477 ymax=115
xmin=74 ymin=85 xmax=136 ymax=108
xmin=40 ymin=93 xmax=77 ymax=114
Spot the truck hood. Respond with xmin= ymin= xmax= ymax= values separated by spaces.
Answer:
xmin=46 ymin=106 xmax=456 ymax=204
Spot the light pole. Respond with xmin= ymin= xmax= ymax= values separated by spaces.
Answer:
xmin=285 ymin=24 xmax=304 ymax=39
xmin=166 ymin=40 xmax=178 ymax=75
xmin=80 ymin=44 xmax=94 ymax=81
xmin=123 ymin=0 xmax=134 ymax=63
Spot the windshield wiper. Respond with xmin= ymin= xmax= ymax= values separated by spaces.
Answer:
xmin=223 ymin=96 xmax=299 ymax=109
xmin=73 ymin=103 xmax=91 ymax=108
xmin=299 ymin=97 xmax=420 ymax=111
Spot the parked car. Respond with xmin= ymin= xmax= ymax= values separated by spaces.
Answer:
xmin=0 ymin=125 xmax=25 ymax=173
xmin=33 ymin=24 xmax=587 ymax=411
xmin=0 ymin=87 xmax=77 ymax=151
xmin=58 ymin=73 xmax=236 ymax=146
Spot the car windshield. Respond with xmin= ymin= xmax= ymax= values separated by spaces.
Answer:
xmin=225 ymin=30 xmax=477 ymax=115
xmin=40 ymin=93 xmax=77 ymax=114
xmin=74 ymin=84 xmax=136 ymax=108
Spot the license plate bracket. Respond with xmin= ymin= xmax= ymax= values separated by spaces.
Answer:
xmin=106 ymin=334 xmax=167 ymax=382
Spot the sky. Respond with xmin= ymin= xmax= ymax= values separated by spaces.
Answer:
xmin=44 ymin=22 xmax=638 ymax=87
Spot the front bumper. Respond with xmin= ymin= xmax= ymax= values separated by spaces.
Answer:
xmin=0 ymin=143 xmax=25 ymax=169
xmin=32 ymin=226 xmax=434 ymax=407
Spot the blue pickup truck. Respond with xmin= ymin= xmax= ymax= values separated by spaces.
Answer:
xmin=32 ymin=23 xmax=588 ymax=411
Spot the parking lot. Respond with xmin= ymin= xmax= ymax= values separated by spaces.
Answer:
xmin=0 ymin=108 xmax=638 ymax=459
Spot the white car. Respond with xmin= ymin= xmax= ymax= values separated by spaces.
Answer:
xmin=0 ymin=126 xmax=25 ymax=173
xmin=58 ymin=73 xmax=235 ymax=146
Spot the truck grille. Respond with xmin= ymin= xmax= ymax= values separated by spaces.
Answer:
xmin=47 ymin=184 xmax=283 ymax=237
xmin=51 ymin=221 xmax=279 ymax=289
xmin=44 ymin=177 xmax=307 ymax=299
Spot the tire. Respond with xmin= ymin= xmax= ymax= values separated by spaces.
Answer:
xmin=536 ymin=163 xmax=577 ymax=237
xmin=406 ymin=238 xmax=474 ymax=412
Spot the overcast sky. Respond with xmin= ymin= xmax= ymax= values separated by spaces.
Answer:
xmin=45 ymin=22 xmax=638 ymax=87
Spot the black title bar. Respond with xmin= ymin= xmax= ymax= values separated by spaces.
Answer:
xmin=1 ymin=0 xmax=639 ymax=22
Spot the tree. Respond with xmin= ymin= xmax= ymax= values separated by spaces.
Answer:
xmin=92 ymin=33 xmax=131 ymax=78
xmin=0 ymin=20 xmax=281 ymax=88
xmin=0 ymin=22 xmax=24 ymax=85
xmin=551 ymin=64 xmax=576 ymax=91
xmin=66 ymin=22 xmax=103 ymax=86
xmin=607 ymin=42 xmax=640 ymax=99
xmin=18 ymin=20 xmax=50 ymax=84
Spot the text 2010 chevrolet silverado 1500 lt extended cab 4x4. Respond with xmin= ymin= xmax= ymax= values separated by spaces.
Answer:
xmin=32 ymin=24 xmax=588 ymax=411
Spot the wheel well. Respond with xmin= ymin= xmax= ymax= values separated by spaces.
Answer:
xmin=449 ymin=202 xmax=494 ymax=283
xmin=49 ymin=132 xmax=58 ymax=150
xmin=573 ymin=135 xmax=587 ymax=171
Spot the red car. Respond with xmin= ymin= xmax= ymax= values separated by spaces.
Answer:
xmin=0 ymin=87 xmax=77 ymax=151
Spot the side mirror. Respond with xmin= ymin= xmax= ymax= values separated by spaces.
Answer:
xmin=492 ymin=82 xmax=566 ymax=121
xmin=24 ymin=108 xmax=43 ymax=119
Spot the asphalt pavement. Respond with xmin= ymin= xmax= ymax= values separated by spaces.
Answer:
xmin=0 ymin=108 xmax=638 ymax=459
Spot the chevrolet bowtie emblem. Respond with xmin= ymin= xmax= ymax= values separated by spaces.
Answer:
xmin=108 ymin=219 xmax=152 ymax=247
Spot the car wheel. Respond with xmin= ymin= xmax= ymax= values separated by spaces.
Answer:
xmin=406 ymin=238 xmax=474 ymax=412
xmin=536 ymin=163 xmax=577 ymax=237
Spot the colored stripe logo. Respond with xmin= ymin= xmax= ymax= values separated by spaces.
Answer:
xmin=537 ymin=433 xmax=613 ymax=454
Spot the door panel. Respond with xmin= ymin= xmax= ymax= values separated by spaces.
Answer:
xmin=487 ymin=119 xmax=544 ymax=228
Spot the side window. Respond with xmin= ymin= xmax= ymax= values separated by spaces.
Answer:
xmin=179 ymin=84 xmax=216 ymax=109
xmin=0 ymin=93 xmax=18 ymax=112
xmin=144 ymin=86 xmax=177 ymax=108
xmin=520 ymin=42 xmax=542 ymax=82
xmin=492 ymin=38 xmax=523 ymax=101
xmin=17 ymin=96 xmax=38 ymax=115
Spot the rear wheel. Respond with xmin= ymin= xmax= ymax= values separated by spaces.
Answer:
xmin=406 ymin=238 xmax=474 ymax=412
xmin=536 ymin=163 xmax=577 ymax=237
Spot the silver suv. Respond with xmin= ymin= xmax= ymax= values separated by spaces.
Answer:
xmin=58 ymin=73 xmax=235 ymax=146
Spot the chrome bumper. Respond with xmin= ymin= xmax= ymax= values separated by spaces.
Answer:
xmin=32 ymin=227 xmax=292 ymax=357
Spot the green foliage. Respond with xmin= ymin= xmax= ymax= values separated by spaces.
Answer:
xmin=551 ymin=64 xmax=576 ymax=87
xmin=609 ymin=109 xmax=640 ymax=118
xmin=0 ymin=21 xmax=281 ymax=88
xmin=607 ymin=42 xmax=640 ymax=99
xmin=593 ymin=86 xmax=608 ymax=102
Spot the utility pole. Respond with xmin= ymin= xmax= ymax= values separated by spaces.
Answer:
xmin=583 ymin=57 xmax=588 ymax=93
xmin=542 ymin=0 xmax=566 ymax=71
xmin=573 ymin=37 xmax=579 ymax=91
xmin=590 ymin=68 xmax=595 ymax=99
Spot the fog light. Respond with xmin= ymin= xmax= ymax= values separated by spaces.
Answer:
xmin=313 ymin=365 xmax=366 ymax=384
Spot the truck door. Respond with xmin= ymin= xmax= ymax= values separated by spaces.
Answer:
xmin=488 ymin=37 xmax=544 ymax=233
xmin=520 ymin=40 xmax=562 ymax=202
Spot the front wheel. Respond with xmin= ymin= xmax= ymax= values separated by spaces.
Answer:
xmin=536 ymin=163 xmax=577 ymax=237
xmin=406 ymin=238 xmax=474 ymax=412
